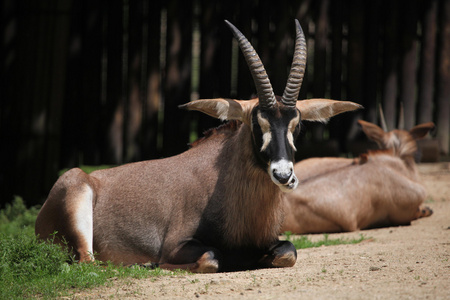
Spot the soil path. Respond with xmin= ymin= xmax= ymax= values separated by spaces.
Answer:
xmin=76 ymin=163 xmax=450 ymax=299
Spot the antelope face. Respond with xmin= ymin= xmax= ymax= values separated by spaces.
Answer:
xmin=251 ymin=104 xmax=301 ymax=192
xmin=225 ymin=19 xmax=307 ymax=192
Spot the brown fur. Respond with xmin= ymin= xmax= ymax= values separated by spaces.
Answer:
xmin=281 ymin=121 xmax=435 ymax=234
xmin=35 ymin=98 xmax=360 ymax=272
xmin=219 ymin=125 xmax=282 ymax=247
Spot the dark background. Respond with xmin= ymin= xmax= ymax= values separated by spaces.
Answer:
xmin=1 ymin=0 xmax=449 ymax=207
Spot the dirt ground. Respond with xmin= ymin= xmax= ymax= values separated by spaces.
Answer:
xmin=75 ymin=163 xmax=450 ymax=299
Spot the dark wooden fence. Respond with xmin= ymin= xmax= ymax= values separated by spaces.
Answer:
xmin=1 ymin=0 xmax=449 ymax=207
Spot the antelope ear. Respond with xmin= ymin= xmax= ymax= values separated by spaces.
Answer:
xmin=179 ymin=98 xmax=258 ymax=123
xmin=358 ymin=120 xmax=386 ymax=144
xmin=296 ymin=99 xmax=363 ymax=123
xmin=409 ymin=122 xmax=435 ymax=140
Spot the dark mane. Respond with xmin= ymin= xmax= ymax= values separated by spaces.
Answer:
xmin=189 ymin=120 xmax=242 ymax=148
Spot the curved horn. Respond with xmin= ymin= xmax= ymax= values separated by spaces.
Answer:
xmin=281 ymin=19 xmax=307 ymax=107
xmin=378 ymin=103 xmax=388 ymax=132
xmin=225 ymin=20 xmax=277 ymax=109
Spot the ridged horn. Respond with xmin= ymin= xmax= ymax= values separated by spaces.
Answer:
xmin=225 ymin=20 xmax=277 ymax=109
xmin=378 ymin=103 xmax=388 ymax=132
xmin=281 ymin=19 xmax=307 ymax=107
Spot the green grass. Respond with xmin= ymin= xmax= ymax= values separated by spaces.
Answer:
xmin=283 ymin=231 xmax=367 ymax=249
xmin=0 ymin=231 xmax=181 ymax=298
xmin=0 ymin=197 xmax=366 ymax=298
xmin=0 ymin=196 xmax=39 ymax=237
xmin=0 ymin=196 xmax=183 ymax=299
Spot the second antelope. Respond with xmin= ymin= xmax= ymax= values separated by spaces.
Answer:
xmin=35 ymin=20 xmax=361 ymax=272
xmin=282 ymin=112 xmax=434 ymax=234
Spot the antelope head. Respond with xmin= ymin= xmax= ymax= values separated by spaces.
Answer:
xmin=360 ymin=104 xmax=436 ymax=158
xmin=181 ymin=20 xmax=361 ymax=192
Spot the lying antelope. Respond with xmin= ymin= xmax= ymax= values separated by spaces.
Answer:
xmin=281 ymin=117 xmax=435 ymax=234
xmin=35 ymin=20 xmax=361 ymax=273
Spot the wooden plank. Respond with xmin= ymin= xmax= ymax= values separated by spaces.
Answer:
xmin=0 ymin=0 xmax=16 ymax=205
xmin=105 ymin=0 xmax=125 ymax=163
xmin=235 ymin=1 xmax=255 ymax=99
xmin=343 ymin=0 xmax=365 ymax=143
xmin=17 ymin=0 xmax=44 ymax=201
xmin=60 ymin=0 xmax=104 ymax=166
xmin=267 ymin=0 xmax=290 ymax=96
xmin=364 ymin=0 xmax=381 ymax=124
xmin=328 ymin=0 xmax=344 ymax=142
xmin=418 ymin=0 xmax=437 ymax=124
xmin=197 ymin=0 xmax=231 ymax=134
xmin=140 ymin=0 xmax=162 ymax=159
xmin=382 ymin=0 xmax=399 ymax=130
xmin=330 ymin=0 xmax=343 ymax=101
xmin=399 ymin=0 xmax=419 ymax=130
xmin=313 ymin=0 xmax=328 ymax=99
xmin=121 ymin=0 xmax=130 ymax=163
xmin=436 ymin=0 xmax=450 ymax=154
xmin=42 ymin=0 xmax=72 ymax=196
xmin=127 ymin=0 xmax=146 ymax=162
xmin=162 ymin=0 xmax=193 ymax=157
xmin=59 ymin=0 xmax=83 ymax=168
xmin=1 ymin=0 xmax=41 ymax=204
xmin=255 ymin=0 xmax=271 ymax=72
xmin=309 ymin=0 xmax=329 ymax=142
xmin=347 ymin=0 xmax=365 ymax=105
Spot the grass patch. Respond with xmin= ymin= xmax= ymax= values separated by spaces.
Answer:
xmin=0 ymin=231 xmax=184 ymax=299
xmin=0 ymin=196 xmax=39 ymax=237
xmin=0 ymin=196 xmax=183 ymax=299
xmin=283 ymin=231 xmax=367 ymax=249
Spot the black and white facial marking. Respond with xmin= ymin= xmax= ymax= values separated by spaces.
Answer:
xmin=251 ymin=105 xmax=301 ymax=192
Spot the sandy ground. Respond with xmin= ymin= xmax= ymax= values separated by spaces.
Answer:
xmin=75 ymin=163 xmax=450 ymax=299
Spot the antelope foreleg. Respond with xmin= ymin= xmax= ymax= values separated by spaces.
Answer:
xmin=163 ymin=240 xmax=222 ymax=273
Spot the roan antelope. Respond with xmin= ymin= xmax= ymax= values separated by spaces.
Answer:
xmin=281 ymin=112 xmax=435 ymax=234
xmin=35 ymin=20 xmax=361 ymax=273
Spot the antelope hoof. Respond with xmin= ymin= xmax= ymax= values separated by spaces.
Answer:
xmin=260 ymin=240 xmax=297 ymax=268
xmin=272 ymin=249 xmax=297 ymax=268
xmin=416 ymin=206 xmax=433 ymax=219
xmin=272 ymin=252 xmax=297 ymax=268
xmin=193 ymin=251 xmax=220 ymax=273
xmin=274 ymin=241 xmax=297 ymax=267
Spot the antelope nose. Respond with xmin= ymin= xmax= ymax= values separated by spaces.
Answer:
xmin=273 ymin=169 xmax=292 ymax=184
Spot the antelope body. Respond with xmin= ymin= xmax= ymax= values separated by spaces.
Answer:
xmin=35 ymin=20 xmax=361 ymax=272
xmin=281 ymin=120 xmax=435 ymax=234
